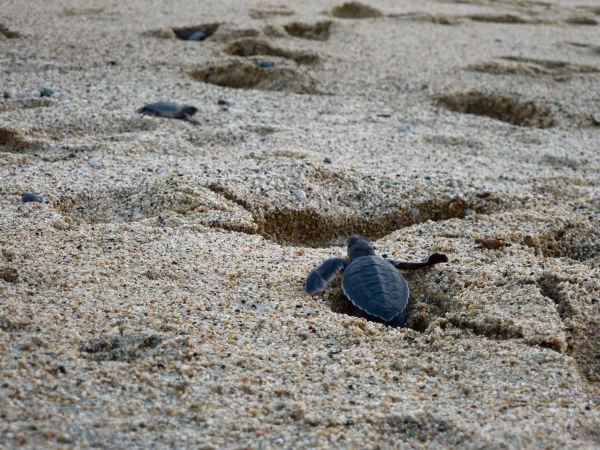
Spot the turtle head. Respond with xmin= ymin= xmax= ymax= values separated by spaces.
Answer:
xmin=181 ymin=105 xmax=198 ymax=117
xmin=347 ymin=235 xmax=375 ymax=259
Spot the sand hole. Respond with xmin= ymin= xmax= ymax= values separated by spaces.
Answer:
xmin=283 ymin=21 xmax=332 ymax=40
xmin=225 ymin=38 xmax=320 ymax=64
xmin=188 ymin=61 xmax=320 ymax=94
xmin=173 ymin=23 xmax=220 ymax=41
xmin=329 ymin=2 xmax=383 ymax=19
xmin=147 ymin=23 xmax=220 ymax=41
xmin=81 ymin=333 xmax=166 ymax=362
xmin=0 ymin=24 xmax=20 ymax=38
xmin=436 ymin=91 xmax=557 ymax=128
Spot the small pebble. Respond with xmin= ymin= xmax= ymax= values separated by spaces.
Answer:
xmin=258 ymin=60 xmax=275 ymax=69
xmin=89 ymin=158 xmax=103 ymax=169
xmin=40 ymin=88 xmax=54 ymax=98
xmin=292 ymin=189 xmax=307 ymax=200
xmin=21 ymin=192 xmax=44 ymax=203
xmin=186 ymin=31 xmax=207 ymax=41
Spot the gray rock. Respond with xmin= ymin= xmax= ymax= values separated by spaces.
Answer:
xmin=40 ymin=88 xmax=55 ymax=98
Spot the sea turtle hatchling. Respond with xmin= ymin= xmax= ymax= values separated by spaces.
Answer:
xmin=137 ymin=101 xmax=199 ymax=124
xmin=304 ymin=235 xmax=448 ymax=324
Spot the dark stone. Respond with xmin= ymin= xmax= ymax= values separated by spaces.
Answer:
xmin=185 ymin=31 xmax=207 ymax=41
xmin=258 ymin=60 xmax=275 ymax=69
xmin=40 ymin=88 xmax=54 ymax=98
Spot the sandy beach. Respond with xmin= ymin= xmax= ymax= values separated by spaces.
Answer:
xmin=1 ymin=0 xmax=599 ymax=448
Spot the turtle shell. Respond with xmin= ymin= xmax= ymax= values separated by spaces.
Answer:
xmin=138 ymin=102 xmax=197 ymax=119
xmin=341 ymin=255 xmax=409 ymax=322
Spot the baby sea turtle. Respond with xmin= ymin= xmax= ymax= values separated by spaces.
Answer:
xmin=304 ymin=235 xmax=448 ymax=324
xmin=137 ymin=101 xmax=199 ymax=124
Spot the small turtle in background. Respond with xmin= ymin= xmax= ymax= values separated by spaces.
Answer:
xmin=304 ymin=235 xmax=448 ymax=325
xmin=21 ymin=192 xmax=44 ymax=203
xmin=137 ymin=101 xmax=199 ymax=124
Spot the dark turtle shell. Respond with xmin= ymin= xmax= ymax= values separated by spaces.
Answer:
xmin=341 ymin=255 xmax=409 ymax=322
xmin=137 ymin=102 xmax=198 ymax=119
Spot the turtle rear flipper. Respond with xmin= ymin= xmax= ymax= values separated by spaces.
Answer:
xmin=304 ymin=258 xmax=346 ymax=295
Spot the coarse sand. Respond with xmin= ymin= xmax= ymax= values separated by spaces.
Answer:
xmin=1 ymin=0 xmax=599 ymax=448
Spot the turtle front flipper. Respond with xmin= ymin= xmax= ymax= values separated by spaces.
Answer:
xmin=387 ymin=253 xmax=448 ymax=270
xmin=304 ymin=258 xmax=347 ymax=295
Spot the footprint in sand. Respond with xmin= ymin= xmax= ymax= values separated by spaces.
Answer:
xmin=188 ymin=60 xmax=320 ymax=94
xmin=329 ymin=2 xmax=383 ymax=19
xmin=145 ymin=23 xmax=220 ymax=41
xmin=0 ymin=23 xmax=20 ymax=38
xmin=282 ymin=21 xmax=333 ymax=41
xmin=466 ymin=56 xmax=600 ymax=81
xmin=435 ymin=90 xmax=557 ymax=128
xmin=224 ymin=37 xmax=321 ymax=65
